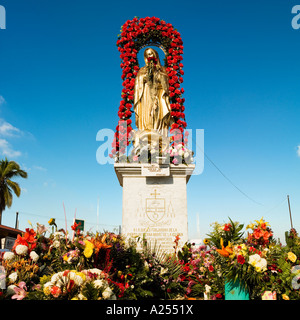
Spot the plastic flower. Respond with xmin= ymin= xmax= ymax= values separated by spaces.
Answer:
xmin=291 ymin=265 xmax=300 ymax=274
xmin=292 ymin=274 xmax=300 ymax=290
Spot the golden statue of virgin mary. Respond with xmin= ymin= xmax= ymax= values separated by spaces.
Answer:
xmin=134 ymin=48 xmax=171 ymax=138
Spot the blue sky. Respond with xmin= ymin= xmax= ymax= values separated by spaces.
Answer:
xmin=0 ymin=0 xmax=299 ymax=243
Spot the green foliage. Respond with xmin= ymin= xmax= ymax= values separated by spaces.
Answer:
xmin=0 ymin=158 xmax=28 ymax=223
xmin=206 ymin=217 xmax=244 ymax=248
xmin=81 ymin=282 xmax=99 ymax=300
xmin=285 ymin=229 xmax=300 ymax=257
xmin=178 ymin=242 xmax=193 ymax=263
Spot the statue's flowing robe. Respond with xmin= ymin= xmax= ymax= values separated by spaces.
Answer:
xmin=134 ymin=66 xmax=170 ymax=137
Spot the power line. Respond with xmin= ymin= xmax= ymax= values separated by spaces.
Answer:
xmin=195 ymin=141 xmax=264 ymax=206
xmin=261 ymin=197 xmax=286 ymax=216
xmin=17 ymin=211 xmax=119 ymax=228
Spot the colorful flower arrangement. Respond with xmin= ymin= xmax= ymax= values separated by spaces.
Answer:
xmin=1 ymin=217 xmax=300 ymax=300
xmin=128 ymin=140 xmax=194 ymax=165
xmin=111 ymin=16 xmax=189 ymax=160
xmin=246 ymin=218 xmax=273 ymax=247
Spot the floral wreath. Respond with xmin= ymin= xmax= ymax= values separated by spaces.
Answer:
xmin=111 ymin=16 xmax=188 ymax=158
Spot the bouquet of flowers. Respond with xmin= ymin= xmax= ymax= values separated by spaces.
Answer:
xmin=206 ymin=217 xmax=244 ymax=248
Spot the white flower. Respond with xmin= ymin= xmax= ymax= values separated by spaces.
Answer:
xmin=184 ymin=151 xmax=190 ymax=159
xmin=69 ymin=272 xmax=84 ymax=286
xmin=248 ymin=254 xmax=267 ymax=272
xmin=160 ymin=267 xmax=168 ymax=276
xmin=51 ymin=271 xmax=64 ymax=284
xmin=30 ymin=251 xmax=39 ymax=262
xmin=43 ymin=281 xmax=54 ymax=295
xmin=15 ymin=244 xmax=28 ymax=255
xmin=102 ymin=286 xmax=114 ymax=300
xmin=84 ymin=268 xmax=103 ymax=279
xmin=248 ymin=254 xmax=260 ymax=266
xmin=205 ymin=284 xmax=211 ymax=293
xmin=3 ymin=252 xmax=14 ymax=260
xmin=144 ymin=261 xmax=149 ymax=271
xmin=77 ymin=292 xmax=87 ymax=300
xmin=54 ymin=232 xmax=62 ymax=238
xmin=178 ymin=149 xmax=184 ymax=156
xmin=256 ymin=258 xmax=267 ymax=272
xmin=6 ymin=285 xmax=17 ymax=296
xmin=93 ymin=279 xmax=105 ymax=289
xmin=52 ymin=240 xmax=60 ymax=248
xmin=8 ymin=272 xmax=18 ymax=283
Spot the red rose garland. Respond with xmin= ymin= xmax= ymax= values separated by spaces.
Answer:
xmin=111 ymin=16 xmax=188 ymax=158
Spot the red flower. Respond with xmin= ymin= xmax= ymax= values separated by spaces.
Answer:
xmin=237 ymin=255 xmax=245 ymax=265
xmin=223 ymin=223 xmax=231 ymax=232
xmin=115 ymin=17 xmax=186 ymax=154
xmin=71 ymin=221 xmax=80 ymax=231
xmin=24 ymin=228 xmax=36 ymax=243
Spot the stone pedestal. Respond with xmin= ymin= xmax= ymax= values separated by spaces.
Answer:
xmin=114 ymin=163 xmax=195 ymax=253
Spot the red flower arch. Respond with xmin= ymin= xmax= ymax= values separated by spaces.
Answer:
xmin=111 ymin=16 xmax=188 ymax=158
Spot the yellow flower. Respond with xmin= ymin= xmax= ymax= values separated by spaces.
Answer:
xmin=288 ymin=252 xmax=297 ymax=263
xmin=83 ymin=240 xmax=94 ymax=258
xmin=43 ymin=283 xmax=52 ymax=296
xmin=203 ymin=238 xmax=210 ymax=245
xmin=255 ymin=217 xmax=264 ymax=226
xmin=246 ymin=223 xmax=255 ymax=230
xmin=282 ymin=294 xmax=289 ymax=300
xmin=84 ymin=247 xmax=93 ymax=258
xmin=75 ymin=271 xmax=86 ymax=282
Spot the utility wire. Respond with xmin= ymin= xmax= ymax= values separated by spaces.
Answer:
xmin=261 ymin=198 xmax=286 ymax=216
xmin=18 ymin=211 xmax=119 ymax=228
xmin=195 ymin=141 xmax=264 ymax=206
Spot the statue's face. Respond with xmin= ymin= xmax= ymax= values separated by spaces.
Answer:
xmin=145 ymin=49 xmax=154 ymax=58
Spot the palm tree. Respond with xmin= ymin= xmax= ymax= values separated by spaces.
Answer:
xmin=0 ymin=158 xmax=28 ymax=225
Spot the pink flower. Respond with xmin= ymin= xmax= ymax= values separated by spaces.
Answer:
xmin=132 ymin=155 xmax=139 ymax=162
xmin=11 ymin=281 xmax=27 ymax=300
xmin=172 ymin=158 xmax=178 ymax=164
xmin=37 ymin=223 xmax=47 ymax=234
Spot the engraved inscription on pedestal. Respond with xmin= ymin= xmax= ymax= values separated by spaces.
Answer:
xmin=115 ymin=163 xmax=194 ymax=253
xmin=141 ymin=164 xmax=170 ymax=177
